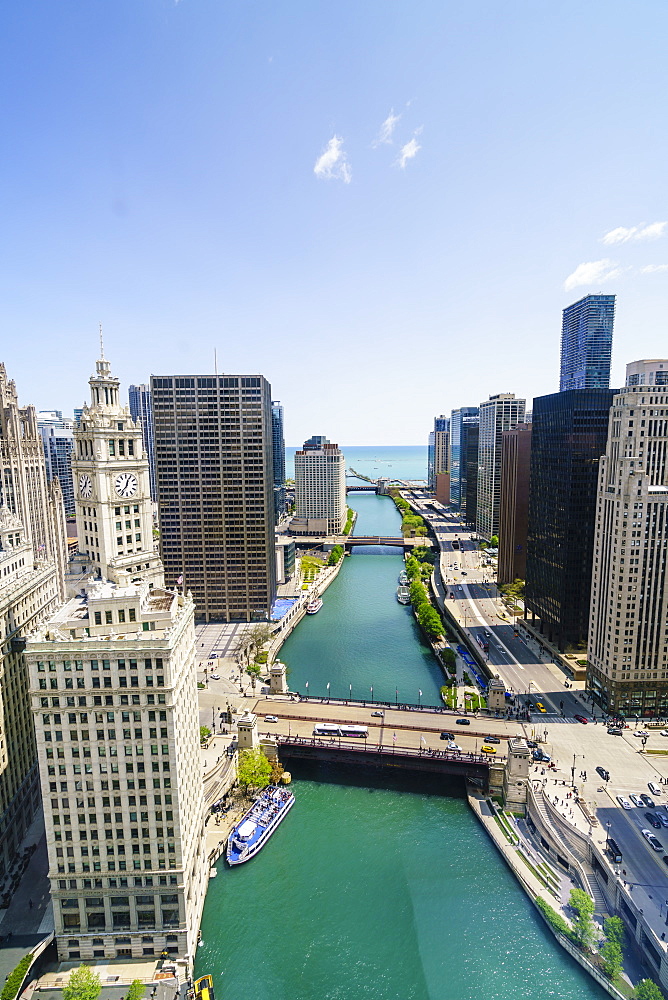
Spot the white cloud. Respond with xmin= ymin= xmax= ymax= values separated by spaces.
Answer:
xmin=372 ymin=109 xmax=401 ymax=147
xmin=602 ymin=221 xmax=667 ymax=245
xmin=639 ymin=263 xmax=668 ymax=274
xmin=564 ymin=259 xmax=623 ymax=291
xmin=396 ymin=128 xmax=423 ymax=169
xmin=313 ymin=135 xmax=351 ymax=184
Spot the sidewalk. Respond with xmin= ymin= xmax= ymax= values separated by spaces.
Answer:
xmin=0 ymin=814 xmax=53 ymax=986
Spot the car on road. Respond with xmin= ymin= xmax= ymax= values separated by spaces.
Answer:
xmin=642 ymin=829 xmax=664 ymax=851
xmin=439 ymin=732 xmax=454 ymax=741
xmin=371 ymin=711 xmax=384 ymax=717
xmin=535 ymin=702 xmax=547 ymax=713
xmin=481 ymin=745 xmax=496 ymax=754
xmin=630 ymin=794 xmax=645 ymax=807
xmin=607 ymin=727 xmax=624 ymax=735
xmin=483 ymin=736 xmax=501 ymax=744
xmin=525 ymin=739 xmax=538 ymax=748
xmin=574 ymin=714 xmax=588 ymax=724
xmin=596 ymin=766 xmax=610 ymax=781
xmin=616 ymin=796 xmax=633 ymax=810
xmin=532 ymin=749 xmax=551 ymax=762
xmin=641 ymin=794 xmax=656 ymax=808
xmin=661 ymin=730 xmax=668 ymax=737
xmin=649 ymin=782 xmax=662 ymax=796
xmin=456 ymin=718 xmax=471 ymax=725
xmin=265 ymin=715 xmax=279 ymax=723
xmin=658 ymin=813 xmax=668 ymax=828
xmin=645 ymin=812 xmax=662 ymax=829
xmin=209 ymin=673 xmax=221 ymax=680
xmin=446 ymin=743 xmax=462 ymax=752
xmin=484 ymin=629 xmax=492 ymax=636
xmin=634 ymin=730 xmax=651 ymax=738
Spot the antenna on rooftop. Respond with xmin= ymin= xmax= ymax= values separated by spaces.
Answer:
xmin=214 ymin=348 xmax=218 ymax=376
xmin=99 ymin=323 xmax=105 ymax=359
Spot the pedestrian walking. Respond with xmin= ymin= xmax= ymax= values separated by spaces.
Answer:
xmin=28 ymin=898 xmax=33 ymax=909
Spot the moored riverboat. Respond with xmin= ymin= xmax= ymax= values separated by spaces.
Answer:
xmin=398 ymin=571 xmax=409 ymax=584
xmin=397 ymin=586 xmax=410 ymax=604
xmin=226 ymin=785 xmax=295 ymax=865
xmin=306 ymin=597 xmax=323 ymax=614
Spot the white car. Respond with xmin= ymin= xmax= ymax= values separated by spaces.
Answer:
xmin=629 ymin=794 xmax=645 ymax=807
xmin=210 ymin=673 xmax=221 ymax=680
xmin=634 ymin=730 xmax=650 ymax=738
xmin=642 ymin=829 xmax=664 ymax=851
xmin=446 ymin=742 xmax=462 ymax=752
xmin=617 ymin=795 xmax=633 ymax=810
xmin=265 ymin=715 xmax=278 ymax=723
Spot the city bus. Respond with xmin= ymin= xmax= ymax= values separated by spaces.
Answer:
xmin=451 ymin=539 xmax=460 ymax=549
xmin=313 ymin=724 xmax=369 ymax=738
xmin=606 ymin=838 xmax=622 ymax=864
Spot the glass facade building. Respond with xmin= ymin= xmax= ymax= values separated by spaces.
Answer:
xmin=559 ymin=294 xmax=615 ymax=393
xmin=128 ymin=384 xmax=157 ymax=499
xmin=271 ymin=400 xmax=286 ymax=524
xmin=476 ymin=394 xmax=526 ymax=541
xmin=450 ymin=407 xmax=479 ymax=511
xmin=37 ymin=411 xmax=75 ymax=518
xmin=524 ymin=388 xmax=615 ymax=651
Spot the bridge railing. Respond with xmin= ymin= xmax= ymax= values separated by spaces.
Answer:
xmin=274 ymin=733 xmax=497 ymax=765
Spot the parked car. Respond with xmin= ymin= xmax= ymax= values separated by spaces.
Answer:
xmin=630 ymin=794 xmax=645 ymax=807
xmin=574 ymin=715 xmax=589 ymax=724
xmin=645 ymin=812 xmax=662 ymax=829
xmin=657 ymin=813 xmax=668 ymax=828
xmin=596 ymin=766 xmax=610 ymax=781
xmin=641 ymin=794 xmax=656 ymax=808
xmin=642 ymin=829 xmax=663 ymax=851
xmin=616 ymin=795 xmax=633 ymax=810
xmin=649 ymin=782 xmax=662 ymax=796
xmin=533 ymin=749 xmax=551 ymax=763
xmin=456 ymin=718 xmax=471 ymax=726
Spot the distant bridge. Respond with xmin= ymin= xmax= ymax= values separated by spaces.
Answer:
xmin=344 ymin=535 xmax=434 ymax=549
xmin=346 ymin=485 xmax=378 ymax=493
xmin=274 ymin=734 xmax=493 ymax=788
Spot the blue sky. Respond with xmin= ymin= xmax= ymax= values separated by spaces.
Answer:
xmin=1 ymin=0 xmax=667 ymax=444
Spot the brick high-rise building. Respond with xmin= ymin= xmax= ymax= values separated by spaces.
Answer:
xmin=498 ymin=423 xmax=532 ymax=585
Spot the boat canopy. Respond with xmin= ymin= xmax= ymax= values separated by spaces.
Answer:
xmin=237 ymin=820 xmax=257 ymax=839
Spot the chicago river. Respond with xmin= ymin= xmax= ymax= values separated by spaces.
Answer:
xmin=195 ymin=492 xmax=605 ymax=998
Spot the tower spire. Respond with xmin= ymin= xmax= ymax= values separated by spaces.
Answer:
xmin=99 ymin=323 xmax=105 ymax=360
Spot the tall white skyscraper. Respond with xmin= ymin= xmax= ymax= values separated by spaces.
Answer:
xmin=588 ymin=361 xmax=668 ymax=716
xmin=476 ymin=394 xmax=526 ymax=541
xmin=294 ymin=436 xmax=346 ymax=536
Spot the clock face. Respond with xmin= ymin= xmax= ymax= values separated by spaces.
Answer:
xmin=115 ymin=472 xmax=138 ymax=498
xmin=79 ymin=474 xmax=93 ymax=499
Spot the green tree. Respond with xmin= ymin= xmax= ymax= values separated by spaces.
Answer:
xmin=246 ymin=662 xmax=262 ymax=691
xmin=126 ymin=982 xmax=145 ymax=1000
xmin=442 ymin=647 xmax=456 ymax=670
xmin=634 ymin=981 xmax=664 ymax=1000
xmin=490 ymin=535 xmax=499 ymax=548
xmin=409 ymin=579 xmax=427 ymax=606
xmin=568 ymin=889 xmax=596 ymax=950
xmin=417 ymin=605 xmax=444 ymax=639
xmin=237 ymin=747 xmax=272 ymax=794
xmin=604 ymin=916 xmax=624 ymax=947
xmin=63 ymin=966 xmax=102 ymax=1000
xmin=328 ymin=544 xmax=344 ymax=566
xmin=405 ymin=556 xmax=420 ymax=581
xmin=412 ymin=545 xmax=435 ymax=564
xmin=600 ymin=939 xmax=623 ymax=980
xmin=199 ymin=726 xmax=211 ymax=743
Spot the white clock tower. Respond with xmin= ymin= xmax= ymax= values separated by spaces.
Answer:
xmin=70 ymin=349 xmax=164 ymax=588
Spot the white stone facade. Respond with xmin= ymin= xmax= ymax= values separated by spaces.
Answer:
xmin=588 ymin=372 xmax=668 ymax=715
xmin=294 ymin=437 xmax=346 ymax=536
xmin=70 ymin=355 xmax=163 ymax=590
xmin=476 ymin=394 xmax=526 ymax=541
xmin=25 ymin=580 xmax=207 ymax=966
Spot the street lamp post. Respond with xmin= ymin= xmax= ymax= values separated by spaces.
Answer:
xmin=571 ymin=753 xmax=584 ymax=787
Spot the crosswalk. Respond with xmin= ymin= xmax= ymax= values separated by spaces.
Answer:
xmin=539 ymin=714 xmax=578 ymax=724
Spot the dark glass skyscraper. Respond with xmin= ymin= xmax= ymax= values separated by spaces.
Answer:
xmin=559 ymin=294 xmax=615 ymax=392
xmin=450 ymin=407 xmax=479 ymax=510
xmin=271 ymin=400 xmax=286 ymax=523
xmin=525 ymin=388 xmax=615 ymax=651
xmin=128 ymin=383 xmax=157 ymax=499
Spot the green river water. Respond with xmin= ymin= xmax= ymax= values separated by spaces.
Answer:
xmin=196 ymin=494 xmax=604 ymax=999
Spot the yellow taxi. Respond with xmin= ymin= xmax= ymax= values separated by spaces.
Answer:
xmin=535 ymin=702 xmax=547 ymax=713
xmin=480 ymin=745 xmax=496 ymax=754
